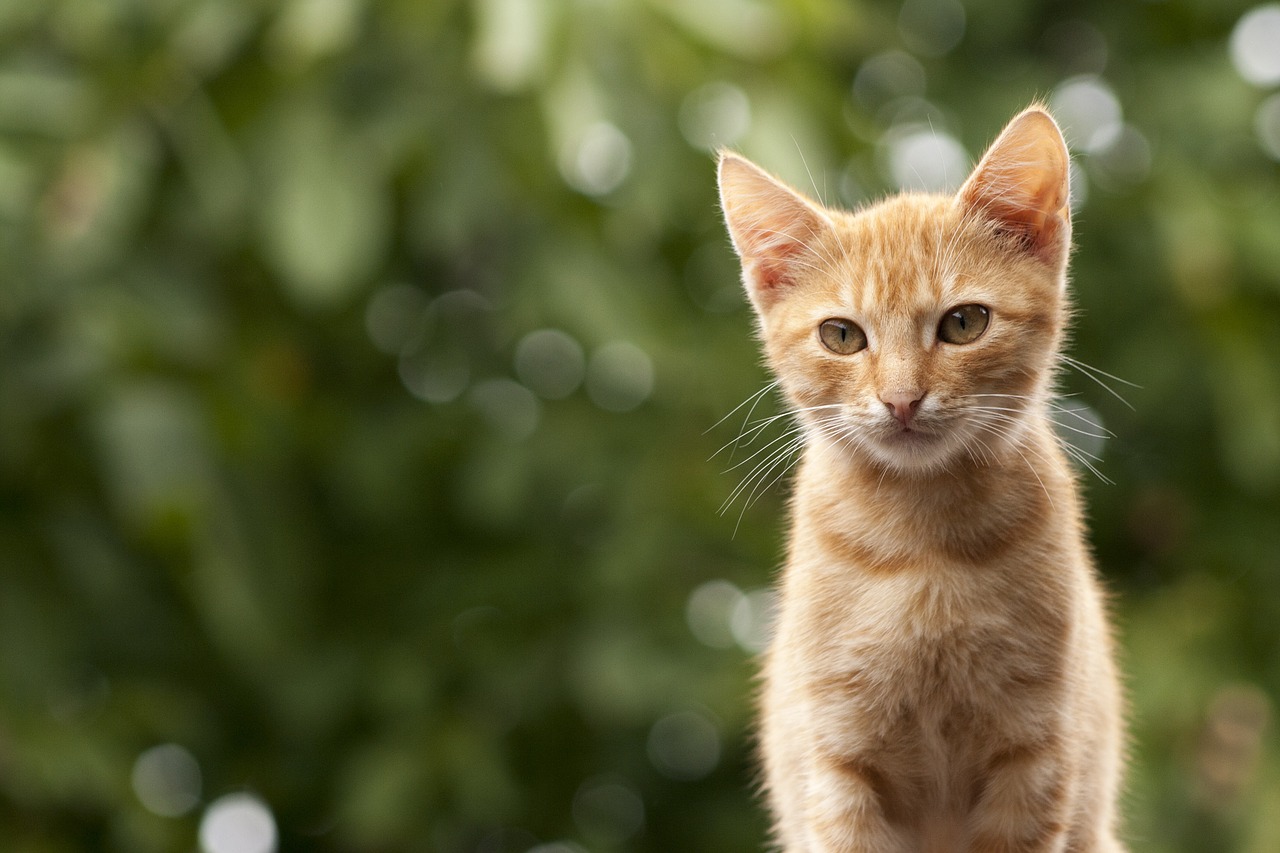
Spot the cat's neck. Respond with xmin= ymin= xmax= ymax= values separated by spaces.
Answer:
xmin=792 ymin=419 xmax=1080 ymax=569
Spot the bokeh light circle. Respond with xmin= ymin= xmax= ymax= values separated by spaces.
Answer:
xmin=1231 ymin=5 xmax=1280 ymax=86
xmin=132 ymin=744 xmax=202 ymax=817
xmin=198 ymin=793 xmax=277 ymax=853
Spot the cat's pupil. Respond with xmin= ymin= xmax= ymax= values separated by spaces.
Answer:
xmin=819 ymin=318 xmax=867 ymax=355
xmin=938 ymin=304 xmax=989 ymax=345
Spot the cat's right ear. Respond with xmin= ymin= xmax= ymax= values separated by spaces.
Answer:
xmin=718 ymin=152 xmax=833 ymax=313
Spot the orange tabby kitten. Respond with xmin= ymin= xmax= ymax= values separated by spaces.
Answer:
xmin=718 ymin=106 xmax=1125 ymax=852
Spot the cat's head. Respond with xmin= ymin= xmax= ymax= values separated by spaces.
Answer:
xmin=719 ymin=107 xmax=1072 ymax=475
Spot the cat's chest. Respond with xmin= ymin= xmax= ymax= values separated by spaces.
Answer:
xmin=827 ymin=571 xmax=1000 ymax=661
xmin=784 ymin=561 xmax=1062 ymax=705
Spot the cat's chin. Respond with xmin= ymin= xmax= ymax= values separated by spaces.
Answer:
xmin=808 ymin=418 xmax=963 ymax=474
xmin=863 ymin=427 xmax=964 ymax=474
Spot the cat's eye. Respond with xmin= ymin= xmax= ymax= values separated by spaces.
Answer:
xmin=819 ymin=318 xmax=867 ymax=355
xmin=937 ymin=304 xmax=990 ymax=345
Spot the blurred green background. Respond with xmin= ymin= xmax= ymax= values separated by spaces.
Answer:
xmin=2 ymin=0 xmax=1280 ymax=851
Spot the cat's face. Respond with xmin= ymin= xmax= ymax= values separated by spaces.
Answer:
xmin=720 ymin=107 xmax=1072 ymax=474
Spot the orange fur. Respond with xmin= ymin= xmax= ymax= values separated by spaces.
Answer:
xmin=718 ymin=107 xmax=1126 ymax=852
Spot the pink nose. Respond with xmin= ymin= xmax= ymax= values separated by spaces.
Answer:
xmin=881 ymin=390 xmax=924 ymax=427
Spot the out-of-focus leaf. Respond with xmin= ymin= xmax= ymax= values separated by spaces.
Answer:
xmin=258 ymin=102 xmax=390 ymax=309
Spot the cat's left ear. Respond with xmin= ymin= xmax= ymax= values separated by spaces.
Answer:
xmin=718 ymin=152 xmax=835 ymax=313
xmin=957 ymin=106 xmax=1071 ymax=266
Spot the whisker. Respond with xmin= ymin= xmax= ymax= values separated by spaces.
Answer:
xmin=1060 ymin=355 xmax=1141 ymax=388
xmin=1048 ymin=420 xmax=1112 ymax=442
xmin=705 ymin=380 xmax=778 ymax=435
xmin=794 ymin=137 xmax=826 ymax=206
xmin=710 ymin=414 xmax=789 ymax=463
xmin=969 ymin=419 xmax=1056 ymax=508
xmin=721 ymin=423 xmax=808 ymax=479
xmin=1059 ymin=355 xmax=1137 ymax=411
xmin=713 ymin=403 xmax=850 ymax=465
xmin=721 ymin=411 xmax=861 ymax=534
xmin=972 ymin=402 xmax=1112 ymax=485
xmin=720 ymin=436 xmax=801 ymax=518
xmin=963 ymin=404 xmax=1113 ymax=441
xmin=1061 ymin=442 xmax=1114 ymax=484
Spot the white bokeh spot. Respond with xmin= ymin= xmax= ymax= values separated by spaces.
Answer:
xmin=586 ymin=342 xmax=654 ymax=412
xmin=679 ymin=82 xmax=751 ymax=150
xmin=1255 ymin=93 xmax=1280 ymax=160
xmin=132 ymin=744 xmax=202 ymax=818
xmin=1231 ymin=5 xmax=1280 ymax=86
xmin=561 ymin=121 xmax=633 ymax=196
xmin=199 ymin=793 xmax=277 ymax=853
xmin=885 ymin=127 xmax=969 ymax=192
xmin=1050 ymin=75 xmax=1123 ymax=154
xmin=648 ymin=710 xmax=722 ymax=780
xmin=515 ymin=328 xmax=586 ymax=400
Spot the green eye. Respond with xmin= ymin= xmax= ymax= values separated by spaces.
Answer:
xmin=938 ymin=304 xmax=990 ymax=345
xmin=819 ymin=318 xmax=867 ymax=355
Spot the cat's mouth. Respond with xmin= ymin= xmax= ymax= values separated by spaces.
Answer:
xmin=884 ymin=421 xmax=938 ymax=440
xmin=871 ymin=419 xmax=956 ymax=464
xmin=875 ymin=426 xmax=942 ymax=455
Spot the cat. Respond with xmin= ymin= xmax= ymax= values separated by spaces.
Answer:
xmin=717 ymin=105 xmax=1126 ymax=852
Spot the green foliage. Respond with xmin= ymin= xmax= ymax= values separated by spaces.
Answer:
xmin=2 ymin=0 xmax=1279 ymax=851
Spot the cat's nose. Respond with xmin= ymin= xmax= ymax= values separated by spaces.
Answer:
xmin=881 ymin=390 xmax=924 ymax=427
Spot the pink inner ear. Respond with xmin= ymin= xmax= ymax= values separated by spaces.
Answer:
xmin=719 ymin=152 xmax=833 ymax=309
xmin=981 ymin=194 xmax=1058 ymax=255
xmin=752 ymin=244 xmax=805 ymax=292
xmin=740 ymin=223 xmax=828 ymax=304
